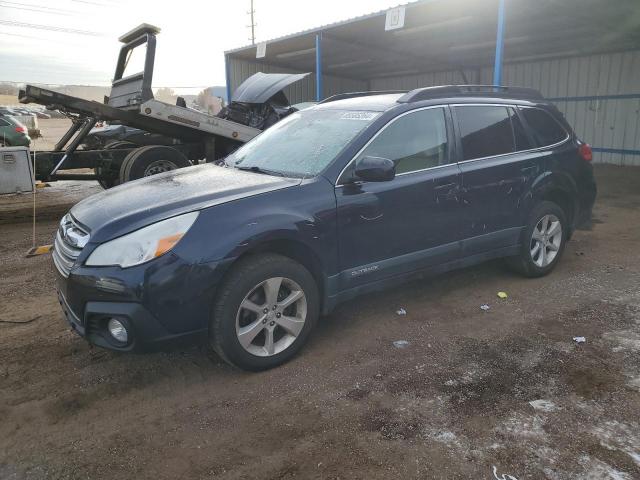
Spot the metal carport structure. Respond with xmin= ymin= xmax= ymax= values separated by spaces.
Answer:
xmin=225 ymin=0 xmax=640 ymax=165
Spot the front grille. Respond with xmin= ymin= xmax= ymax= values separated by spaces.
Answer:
xmin=52 ymin=214 xmax=89 ymax=277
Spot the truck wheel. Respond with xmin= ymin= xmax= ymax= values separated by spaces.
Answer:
xmin=506 ymin=201 xmax=567 ymax=277
xmin=95 ymin=140 xmax=135 ymax=189
xmin=210 ymin=253 xmax=319 ymax=371
xmin=119 ymin=145 xmax=191 ymax=184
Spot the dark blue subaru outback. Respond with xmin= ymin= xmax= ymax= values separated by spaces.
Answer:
xmin=54 ymin=85 xmax=596 ymax=370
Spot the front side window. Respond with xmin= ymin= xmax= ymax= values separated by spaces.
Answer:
xmin=520 ymin=107 xmax=568 ymax=146
xmin=455 ymin=105 xmax=515 ymax=160
xmin=354 ymin=107 xmax=449 ymax=175
xmin=225 ymin=109 xmax=379 ymax=178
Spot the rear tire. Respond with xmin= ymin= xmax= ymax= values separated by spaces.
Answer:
xmin=507 ymin=201 xmax=567 ymax=277
xmin=119 ymin=145 xmax=190 ymax=184
xmin=210 ymin=254 xmax=319 ymax=371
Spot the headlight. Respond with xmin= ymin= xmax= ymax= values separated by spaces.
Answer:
xmin=85 ymin=211 xmax=199 ymax=268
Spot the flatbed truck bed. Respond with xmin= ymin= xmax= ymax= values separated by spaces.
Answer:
xmin=11 ymin=24 xmax=262 ymax=187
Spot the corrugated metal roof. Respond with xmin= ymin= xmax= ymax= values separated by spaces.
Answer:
xmin=226 ymin=0 xmax=640 ymax=81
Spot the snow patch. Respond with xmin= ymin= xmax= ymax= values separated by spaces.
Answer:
xmin=529 ymin=399 xmax=559 ymax=413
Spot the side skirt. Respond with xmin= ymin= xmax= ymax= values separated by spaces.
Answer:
xmin=322 ymin=245 xmax=520 ymax=314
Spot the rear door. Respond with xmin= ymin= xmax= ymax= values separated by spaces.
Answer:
xmin=453 ymin=104 xmax=539 ymax=256
xmin=335 ymin=106 xmax=463 ymax=290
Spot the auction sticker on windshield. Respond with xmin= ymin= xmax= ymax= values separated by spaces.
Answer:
xmin=340 ymin=112 xmax=380 ymax=121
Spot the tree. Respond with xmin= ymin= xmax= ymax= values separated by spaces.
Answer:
xmin=154 ymin=87 xmax=177 ymax=104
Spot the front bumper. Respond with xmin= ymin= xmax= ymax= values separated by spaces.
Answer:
xmin=57 ymin=289 xmax=204 ymax=351
xmin=54 ymin=252 xmax=226 ymax=352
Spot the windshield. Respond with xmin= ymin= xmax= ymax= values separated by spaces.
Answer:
xmin=225 ymin=109 xmax=380 ymax=177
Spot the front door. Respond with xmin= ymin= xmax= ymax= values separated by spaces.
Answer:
xmin=335 ymin=106 xmax=462 ymax=290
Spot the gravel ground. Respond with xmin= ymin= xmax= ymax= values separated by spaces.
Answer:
xmin=0 ymin=164 xmax=639 ymax=480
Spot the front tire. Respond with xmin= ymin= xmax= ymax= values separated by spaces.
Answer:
xmin=210 ymin=254 xmax=319 ymax=371
xmin=507 ymin=201 xmax=567 ymax=277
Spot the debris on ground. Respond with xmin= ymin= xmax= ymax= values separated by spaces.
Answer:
xmin=392 ymin=340 xmax=410 ymax=348
xmin=497 ymin=291 xmax=508 ymax=299
xmin=480 ymin=304 xmax=491 ymax=311
xmin=396 ymin=307 xmax=407 ymax=315
xmin=573 ymin=336 xmax=586 ymax=344
xmin=0 ymin=316 xmax=41 ymax=325
xmin=492 ymin=465 xmax=519 ymax=480
xmin=529 ymin=399 xmax=559 ymax=412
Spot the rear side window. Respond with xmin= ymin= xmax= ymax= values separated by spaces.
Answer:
xmin=356 ymin=107 xmax=449 ymax=174
xmin=520 ymin=107 xmax=568 ymax=146
xmin=0 ymin=118 xmax=10 ymax=127
xmin=455 ymin=106 xmax=515 ymax=160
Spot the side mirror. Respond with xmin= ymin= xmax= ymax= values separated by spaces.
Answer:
xmin=354 ymin=156 xmax=395 ymax=182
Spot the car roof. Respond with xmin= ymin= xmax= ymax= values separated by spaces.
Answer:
xmin=314 ymin=93 xmax=404 ymax=112
xmin=315 ymin=85 xmax=550 ymax=113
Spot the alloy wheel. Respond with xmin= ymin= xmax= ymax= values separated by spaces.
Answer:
xmin=235 ymin=277 xmax=307 ymax=357
xmin=530 ymin=214 xmax=562 ymax=267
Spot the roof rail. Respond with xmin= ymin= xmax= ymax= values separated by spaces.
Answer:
xmin=319 ymin=90 xmax=406 ymax=104
xmin=398 ymin=85 xmax=544 ymax=103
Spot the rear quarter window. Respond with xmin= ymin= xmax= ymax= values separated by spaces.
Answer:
xmin=520 ymin=107 xmax=568 ymax=147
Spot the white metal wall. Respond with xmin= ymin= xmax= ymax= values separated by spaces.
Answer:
xmin=228 ymin=59 xmax=367 ymax=105
xmin=371 ymin=50 xmax=640 ymax=166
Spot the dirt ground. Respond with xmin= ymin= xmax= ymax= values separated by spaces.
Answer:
xmin=1 ymin=164 xmax=639 ymax=479
xmin=31 ymin=118 xmax=73 ymax=152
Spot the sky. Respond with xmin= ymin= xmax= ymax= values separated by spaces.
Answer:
xmin=0 ymin=0 xmax=405 ymax=93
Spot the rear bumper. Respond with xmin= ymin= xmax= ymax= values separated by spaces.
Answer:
xmin=576 ymin=178 xmax=597 ymax=228
xmin=7 ymin=135 xmax=31 ymax=147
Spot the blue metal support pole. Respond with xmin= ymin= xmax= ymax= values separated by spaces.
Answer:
xmin=493 ymin=0 xmax=506 ymax=86
xmin=315 ymin=32 xmax=323 ymax=101
xmin=224 ymin=54 xmax=232 ymax=105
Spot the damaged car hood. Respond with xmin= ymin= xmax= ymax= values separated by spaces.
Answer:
xmin=232 ymin=72 xmax=310 ymax=104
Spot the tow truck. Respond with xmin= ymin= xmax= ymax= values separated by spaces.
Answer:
xmin=13 ymin=24 xmax=308 ymax=188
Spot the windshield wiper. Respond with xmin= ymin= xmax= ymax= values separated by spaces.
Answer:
xmin=236 ymin=165 xmax=286 ymax=177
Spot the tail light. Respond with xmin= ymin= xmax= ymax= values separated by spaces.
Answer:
xmin=578 ymin=143 xmax=592 ymax=162
xmin=14 ymin=126 xmax=26 ymax=133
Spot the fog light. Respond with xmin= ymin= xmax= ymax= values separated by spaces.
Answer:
xmin=107 ymin=318 xmax=128 ymax=343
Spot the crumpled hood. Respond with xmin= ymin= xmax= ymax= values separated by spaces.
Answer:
xmin=232 ymin=72 xmax=310 ymax=104
xmin=71 ymin=164 xmax=300 ymax=243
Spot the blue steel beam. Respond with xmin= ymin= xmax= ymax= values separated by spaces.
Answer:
xmin=493 ymin=0 xmax=506 ymax=86
xmin=225 ymin=54 xmax=232 ymax=104
xmin=315 ymin=32 xmax=323 ymax=101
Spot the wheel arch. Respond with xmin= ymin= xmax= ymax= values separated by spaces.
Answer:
xmin=531 ymin=172 xmax=579 ymax=231
xmin=217 ymin=237 xmax=327 ymax=311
